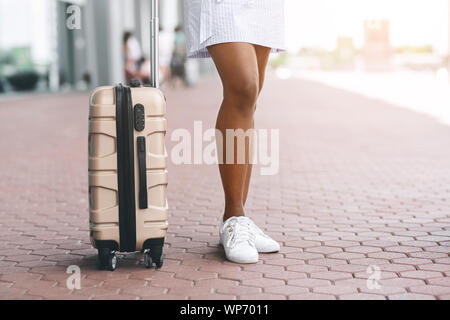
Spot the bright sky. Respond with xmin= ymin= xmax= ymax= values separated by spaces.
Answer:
xmin=285 ymin=0 xmax=450 ymax=54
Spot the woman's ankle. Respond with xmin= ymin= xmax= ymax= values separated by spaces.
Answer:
xmin=223 ymin=213 xmax=245 ymax=222
xmin=223 ymin=204 xmax=245 ymax=222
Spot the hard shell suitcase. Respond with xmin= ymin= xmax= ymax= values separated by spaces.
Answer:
xmin=88 ymin=0 xmax=168 ymax=271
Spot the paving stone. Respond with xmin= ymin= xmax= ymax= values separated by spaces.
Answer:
xmin=289 ymin=293 xmax=336 ymax=300
xmin=409 ymin=285 xmax=450 ymax=296
xmin=288 ymin=278 xmax=331 ymax=288
xmin=400 ymin=270 xmax=444 ymax=280
xmin=313 ymin=286 xmax=358 ymax=295
xmin=310 ymin=271 xmax=353 ymax=281
xmin=388 ymin=293 xmax=436 ymax=300
xmin=241 ymin=278 xmax=286 ymax=288
xmin=339 ymin=293 xmax=386 ymax=300
xmin=264 ymin=285 xmax=309 ymax=296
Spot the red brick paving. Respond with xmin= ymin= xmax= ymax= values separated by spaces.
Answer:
xmin=0 ymin=76 xmax=449 ymax=300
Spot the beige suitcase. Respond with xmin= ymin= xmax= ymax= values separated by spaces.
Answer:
xmin=88 ymin=0 xmax=168 ymax=271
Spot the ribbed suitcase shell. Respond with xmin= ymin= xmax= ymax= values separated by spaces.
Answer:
xmin=88 ymin=86 xmax=168 ymax=253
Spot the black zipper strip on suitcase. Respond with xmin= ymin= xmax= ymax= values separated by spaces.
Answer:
xmin=115 ymin=84 xmax=137 ymax=252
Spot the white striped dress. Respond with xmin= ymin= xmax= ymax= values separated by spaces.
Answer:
xmin=184 ymin=0 xmax=286 ymax=58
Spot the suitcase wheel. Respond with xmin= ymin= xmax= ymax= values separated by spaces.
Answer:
xmin=144 ymin=246 xmax=164 ymax=269
xmin=98 ymin=248 xmax=117 ymax=271
xmin=144 ymin=252 xmax=152 ymax=269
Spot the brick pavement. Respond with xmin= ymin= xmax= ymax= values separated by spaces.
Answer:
xmin=0 ymin=76 xmax=449 ymax=300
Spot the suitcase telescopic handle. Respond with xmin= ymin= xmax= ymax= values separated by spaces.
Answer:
xmin=150 ymin=0 xmax=159 ymax=89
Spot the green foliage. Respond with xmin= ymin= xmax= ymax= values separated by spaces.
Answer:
xmin=0 ymin=47 xmax=34 ymax=77
xmin=270 ymin=52 xmax=289 ymax=68
xmin=9 ymin=47 xmax=34 ymax=70
xmin=395 ymin=45 xmax=433 ymax=54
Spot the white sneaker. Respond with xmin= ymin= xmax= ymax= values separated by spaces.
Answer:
xmin=219 ymin=216 xmax=258 ymax=264
xmin=247 ymin=218 xmax=280 ymax=253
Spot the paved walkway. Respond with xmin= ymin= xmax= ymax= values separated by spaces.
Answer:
xmin=0 ymin=77 xmax=449 ymax=300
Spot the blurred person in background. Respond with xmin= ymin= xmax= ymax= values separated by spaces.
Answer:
xmin=123 ymin=31 xmax=151 ymax=84
xmin=184 ymin=0 xmax=285 ymax=264
xmin=169 ymin=25 xmax=187 ymax=87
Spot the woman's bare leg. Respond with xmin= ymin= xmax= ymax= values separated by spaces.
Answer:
xmin=242 ymin=45 xmax=272 ymax=206
xmin=208 ymin=43 xmax=260 ymax=222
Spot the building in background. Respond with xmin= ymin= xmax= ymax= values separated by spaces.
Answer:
xmin=58 ymin=0 xmax=188 ymax=89
xmin=334 ymin=37 xmax=356 ymax=70
xmin=0 ymin=0 xmax=209 ymax=93
xmin=363 ymin=19 xmax=392 ymax=71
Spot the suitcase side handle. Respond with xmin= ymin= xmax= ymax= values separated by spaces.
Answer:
xmin=137 ymin=136 xmax=148 ymax=209
xmin=150 ymin=0 xmax=159 ymax=89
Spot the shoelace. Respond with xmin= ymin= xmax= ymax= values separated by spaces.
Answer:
xmin=247 ymin=219 xmax=271 ymax=239
xmin=225 ymin=217 xmax=255 ymax=248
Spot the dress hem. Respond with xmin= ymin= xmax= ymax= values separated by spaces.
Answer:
xmin=187 ymin=40 xmax=286 ymax=59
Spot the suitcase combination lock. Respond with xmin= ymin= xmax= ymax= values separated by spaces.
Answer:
xmin=134 ymin=104 xmax=146 ymax=132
